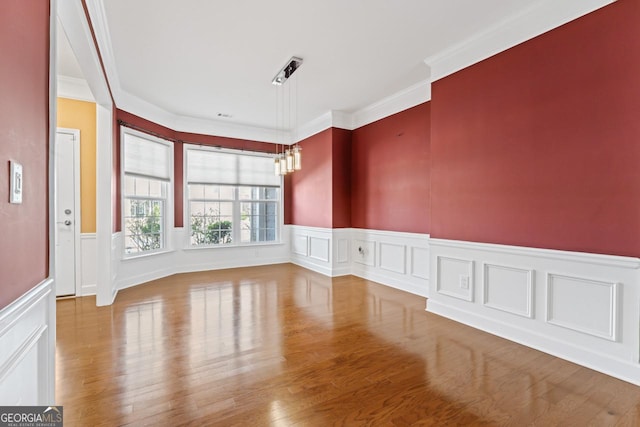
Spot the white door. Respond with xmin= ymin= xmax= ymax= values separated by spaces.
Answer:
xmin=55 ymin=129 xmax=80 ymax=296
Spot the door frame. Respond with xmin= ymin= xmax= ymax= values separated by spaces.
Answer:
xmin=55 ymin=127 xmax=82 ymax=296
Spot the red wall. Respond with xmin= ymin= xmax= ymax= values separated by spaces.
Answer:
xmin=285 ymin=129 xmax=334 ymax=228
xmin=0 ymin=1 xmax=50 ymax=309
xmin=351 ymin=103 xmax=431 ymax=233
xmin=332 ymin=128 xmax=352 ymax=228
xmin=431 ymin=0 xmax=640 ymax=257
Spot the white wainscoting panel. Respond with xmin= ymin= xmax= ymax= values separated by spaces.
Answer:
xmin=116 ymin=227 xmax=291 ymax=291
xmin=0 ymin=279 xmax=55 ymax=405
xmin=411 ymin=247 xmax=429 ymax=280
xmin=336 ymin=239 xmax=349 ymax=264
xmin=546 ymin=273 xmax=618 ymax=341
xmin=351 ymin=229 xmax=430 ymax=298
xmin=288 ymin=226 xmax=429 ymax=294
xmin=379 ymin=243 xmax=406 ymax=275
xmin=80 ymin=233 xmax=97 ymax=295
xmin=331 ymin=229 xmax=352 ymax=276
xmin=309 ymin=237 xmax=330 ymax=262
xmin=293 ymin=234 xmax=308 ymax=256
xmin=483 ymin=263 xmax=533 ymax=318
xmin=436 ymin=256 xmax=474 ymax=302
xmin=289 ymin=226 xmax=335 ymax=276
xmin=428 ymin=238 xmax=640 ymax=386
xmin=353 ymin=239 xmax=376 ymax=267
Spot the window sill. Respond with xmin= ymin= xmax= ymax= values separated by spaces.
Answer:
xmin=182 ymin=241 xmax=285 ymax=251
xmin=122 ymin=248 xmax=174 ymax=261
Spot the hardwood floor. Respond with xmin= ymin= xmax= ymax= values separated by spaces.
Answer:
xmin=56 ymin=264 xmax=640 ymax=426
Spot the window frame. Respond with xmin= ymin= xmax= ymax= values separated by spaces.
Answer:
xmin=121 ymin=128 xmax=174 ymax=258
xmin=183 ymin=144 xmax=283 ymax=249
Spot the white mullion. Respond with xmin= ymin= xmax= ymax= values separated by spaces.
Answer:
xmin=233 ymin=186 xmax=240 ymax=245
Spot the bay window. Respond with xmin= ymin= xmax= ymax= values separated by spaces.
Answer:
xmin=122 ymin=130 xmax=172 ymax=255
xmin=186 ymin=146 xmax=281 ymax=247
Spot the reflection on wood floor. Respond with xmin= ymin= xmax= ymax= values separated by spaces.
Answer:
xmin=56 ymin=264 xmax=640 ymax=426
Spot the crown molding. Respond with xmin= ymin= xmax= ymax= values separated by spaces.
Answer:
xmin=57 ymin=76 xmax=95 ymax=102
xmin=351 ymin=79 xmax=431 ymax=130
xmin=425 ymin=0 xmax=616 ymax=82
xmin=84 ymin=0 xmax=121 ymax=101
xmin=117 ymin=89 xmax=280 ymax=143
xmin=173 ymin=114 xmax=279 ymax=144
xmin=295 ymin=110 xmax=353 ymax=142
xmin=81 ymin=0 xmax=614 ymax=144
xmin=57 ymin=0 xmax=111 ymax=106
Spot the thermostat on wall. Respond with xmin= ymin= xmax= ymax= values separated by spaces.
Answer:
xmin=9 ymin=161 xmax=23 ymax=204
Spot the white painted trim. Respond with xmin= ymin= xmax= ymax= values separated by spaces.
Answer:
xmin=46 ymin=3 xmax=58 ymax=405
xmin=289 ymin=226 xmax=430 ymax=296
xmin=429 ymin=238 xmax=640 ymax=269
xmin=545 ymin=273 xmax=618 ymax=341
xmin=295 ymin=111 xmax=354 ymax=142
xmin=58 ymin=0 xmax=112 ymax=106
xmin=79 ymin=233 xmax=97 ymax=296
xmin=351 ymin=80 xmax=431 ymax=130
xmin=410 ymin=247 xmax=430 ymax=280
xmin=482 ymin=263 xmax=534 ymax=319
xmin=428 ymin=237 xmax=640 ymax=386
xmin=0 ymin=278 xmax=55 ymax=404
xmin=428 ymin=299 xmax=640 ymax=387
xmin=425 ymin=0 xmax=616 ymax=82
xmin=435 ymin=256 xmax=474 ymax=302
xmin=57 ymin=76 xmax=94 ymax=102
xmin=83 ymin=0 xmax=120 ymax=103
xmin=379 ymin=243 xmax=407 ymax=275
xmin=59 ymin=0 xmax=115 ymax=307
xmin=56 ymin=128 xmax=82 ymax=297
xmin=95 ymin=104 xmax=114 ymax=306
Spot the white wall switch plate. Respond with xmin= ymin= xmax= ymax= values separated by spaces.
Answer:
xmin=9 ymin=161 xmax=23 ymax=204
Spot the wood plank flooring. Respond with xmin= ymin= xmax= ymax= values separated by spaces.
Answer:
xmin=56 ymin=264 xmax=640 ymax=426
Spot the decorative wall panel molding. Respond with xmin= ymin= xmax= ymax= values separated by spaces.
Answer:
xmin=411 ymin=247 xmax=430 ymax=280
xmin=483 ymin=263 xmax=533 ymax=318
xmin=379 ymin=243 xmax=407 ymax=275
xmin=309 ymin=237 xmax=330 ymax=262
xmin=288 ymin=226 xmax=429 ymax=296
xmin=353 ymin=239 xmax=376 ymax=267
xmin=351 ymin=229 xmax=430 ymax=297
xmin=80 ymin=233 xmax=97 ymax=296
xmin=293 ymin=234 xmax=308 ymax=256
xmin=0 ymin=279 xmax=55 ymax=405
xmin=336 ymin=239 xmax=349 ymax=264
xmin=428 ymin=238 xmax=640 ymax=386
xmin=546 ymin=273 xmax=618 ymax=341
xmin=436 ymin=256 xmax=474 ymax=302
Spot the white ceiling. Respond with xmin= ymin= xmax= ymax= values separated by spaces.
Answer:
xmin=57 ymin=0 xmax=615 ymax=141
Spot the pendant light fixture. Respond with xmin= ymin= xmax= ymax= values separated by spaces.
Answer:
xmin=273 ymin=56 xmax=303 ymax=176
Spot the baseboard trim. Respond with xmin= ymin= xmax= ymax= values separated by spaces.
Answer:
xmin=427 ymin=299 xmax=640 ymax=386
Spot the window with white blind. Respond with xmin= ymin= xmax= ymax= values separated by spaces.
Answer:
xmin=122 ymin=130 xmax=172 ymax=256
xmin=186 ymin=146 xmax=280 ymax=247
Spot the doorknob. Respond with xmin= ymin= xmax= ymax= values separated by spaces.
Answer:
xmin=64 ymin=220 xmax=71 ymax=226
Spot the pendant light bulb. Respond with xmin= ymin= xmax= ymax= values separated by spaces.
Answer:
xmin=279 ymin=155 xmax=287 ymax=175
xmin=274 ymin=157 xmax=281 ymax=176
xmin=293 ymin=146 xmax=302 ymax=170
xmin=286 ymin=149 xmax=294 ymax=172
